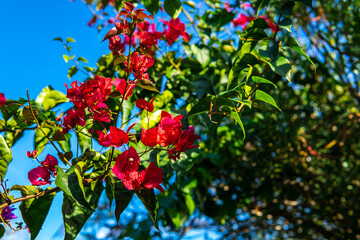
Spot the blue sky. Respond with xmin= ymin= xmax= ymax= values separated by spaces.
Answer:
xmin=1 ymin=1 xmax=109 ymax=239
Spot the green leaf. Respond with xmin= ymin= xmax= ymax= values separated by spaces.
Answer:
xmin=62 ymin=179 xmax=103 ymax=240
xmin=66 ymin=37 xmax=76 ymax=43
xmin=183 ymin=0 xmax=196 ymax=8
xmin=77 ymin=126 xmax=92 ymax=153
xmin=114 ymin=181 xmax=133 ymax=222
xmin=63 ymin=55 xmax=74 ymax=63
xmin=77 ymin=56 xmax=88 ymax=63
xmin=0 ymin=135 xmax=12 ymax=179
xmin=35 ymin=86 xmax=68 ymax=111
xmin=22 ymin=107 xmax=35 ymax=124
xmin=230 ymin=111 xmax=245 ymax=140
xmin=252 ymin=76 xmax=277 ymax=88
xmin=188 ymin=96 xmax=212 ymax=116
xmin=1 ymin=100 xmax=21 ymax=121
xmin=183 ymin=193 xmax=195 ymax=215
xmin=19 ymin=186 xmax=56 ymax=240
xmin=53 ymin=37 xmax=63 ymax=42
xmin=190 ymin=45 xmax=211 ymax=67
xmin=55 ymin=164 xmax=93 ymax=211
xmin=280 ymin=2 xmax=295 ymax=16
xmin=0 ymin=224 xmax=4 ymax=238
xmin=136 ymin=79 xmax=159 ymax=92
xmin=227 ymin=53 xmax=258 ymax=90
xmin=10 ymin=184 xmax=29 ymax=195
xmin=143 ymin=0 xmax=159 ymax=15
xmin=285 ymin=36 xmax=315 ymax=68
xmin=255 ymin=90 xmax=281 ymax=111
xmin=164 ymin=0 xmax=182 ymax=19
xmin=136 ymin=189 xmax=159 ymax=229
xmin=114 ymin=54 xmax=127 ymax=66
xmin=278 ymin=17 xmax=292 ymax=32
xmin=254 ymin=0 xmax=270 ymax=14
xmin=34 ymin=127 xmax=53 ymax=155
xmin=105 ymin=175 xmax=115 ymax=207
xmin=57 ymin=133 xmax=71 ymax=153
xmin=266 ymin=57 xmax=291 ymax=82
xmin=67 ymin=66 xmax=78 ymax=79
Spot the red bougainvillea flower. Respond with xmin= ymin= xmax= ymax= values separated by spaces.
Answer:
xmin=113 ymin=78 xmax=136 ymax=100
xmin=157 ymin=111 xmax=183 ymax=147
xmin=123 ymin=52 xmax=154 ymax=80
xmin=232 ymin=14 xmax=255 ymax=28
xmin=109 ymin=35 xmax=126 ymax=56
xmin=112 ymin=147 xmax=164 ymax=193
xmin=122 ymin=162 xmax=164 ymax=193
xmin=1 ymin=206 xmax=17 ymax=221
xmin=135 ymin=98 xmax=155 ymax=112
xmin=62 ymin=107 xmax=86 ymax=134
xmin=28 ymin=167 xmax=51 ymax=186
xmin=112 ymin=146 xmax=140 ymax=180
xmin=41 ymin=154 xmax=58 ymax=174
xmin=141 ymin=127 xmax=159 ymax=147
xmin=162 ymin=18 xmax=190 ymax=46
xmin=134 ymin=21 xmax=163 ymax=48
xmin=168 ymin=126 xmax=201 ymax=161
xmin=26 ymin=150 xmax=37 ymax=158
xmin=28 ymin=154 xmax=58 ymax=185
xmin=259 ymin=16 xmax=278 ymax=32
xmin=0 ymin=93 xmax=6 ymax=107
xmin=97 ymin=126 xmax=129 ymax=148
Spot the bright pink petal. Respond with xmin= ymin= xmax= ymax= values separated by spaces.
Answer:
xmin=112 ymin=147 xmax=140 ymax=180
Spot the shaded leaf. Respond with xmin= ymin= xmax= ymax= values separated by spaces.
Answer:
xmin=55 ymin=164 xmax=93 ymax=211
xmin=68 ymin=66 xmax=78 ymax=79
xmin=164 ymin=0 xmax=182 ymax=19
xmin=19 ymin=186 xmax=56 ymax=240
xmin=143 ymin=0 xmax=160 ymax=15
xmin=0 ymin=135 xmax=12 ymax=179
xmin=252 ymin=76 xmax=277 ymax=88
xmin=227 ymin=53 xmax=258 ymax=90
xmin=136 ymin=189 xmax=159 ymax=229
xmin=285 ymin=36 xmax=315 ymax=68
xmin=115 ymin=181 xmax=134 ymax=222
xmin=230 ymin=111 xmax=245 ymax=140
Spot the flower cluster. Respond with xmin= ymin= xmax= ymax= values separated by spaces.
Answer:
xmin=231 ymin=3 xmax=278 ymax=32
xmin=28 ymin=154 xmax=58 ymax=185
xmin=112 ymin=147 xmax=164 ymax=192
xmin=141 ymin=111 xmax=200 ymax=161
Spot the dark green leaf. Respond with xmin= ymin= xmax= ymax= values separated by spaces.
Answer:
xmin=136 ymin=189 xmax=159 ymax=229
xmin=114 ymin=181 xmax=134 ymax=222
xmin=67 ymin=66 xmax=78 ymax=79
xmin=19 ymin=186 xmax=56 ymax=240
xmin=285 ymin=36 xmax=315 ymax=68
xmin=230 ymin=111 xmax=245 ymax=140
xmin=53 ymin=37 xmax=63 ymax=42
xmin=22 ymin=107 xmax=35 ymax=124
xmin=0 ymin=135 xmax=12 ymax=179
xmin=55 ymin=164 xmax=93 ymax=211
xmin=77 ymin=56 xmax=88 ymax=63
xmin=105 ymin=175 xmax=115 ymax=207
xmin=188 ymin=96 xmax=212 ymax=116
xmin=143 ymin=0 xmax=159 ymax=15
xmin=266 ymin=57 xmax=291 ymax=82
xmin=280 ymin=2 xmax=295 ymax=16
xmin=227 ymin=53 xmax=258 ymax=90
xmin=62 ymin=179 xmax=103 ymax=240
xmin=164 ymin=0 xmax=182 ymax=19
xmin=1 ymin=100 xmax=21 ymax=121
xmin=278 ymin=17 xmax=292 ymax=32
